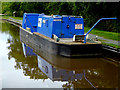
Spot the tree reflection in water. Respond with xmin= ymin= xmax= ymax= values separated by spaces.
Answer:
xmin=3 ymin=22 xmax=48 ymax=80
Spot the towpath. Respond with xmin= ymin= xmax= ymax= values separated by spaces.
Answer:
xmin=88 ymin=34 xmax=119 ymax=46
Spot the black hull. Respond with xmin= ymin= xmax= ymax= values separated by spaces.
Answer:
xmin=20 ymin=27 xmax=102 ymax=57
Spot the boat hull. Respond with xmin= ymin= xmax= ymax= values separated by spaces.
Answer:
xmin=20 ymin=27 xmax=102 ymax=57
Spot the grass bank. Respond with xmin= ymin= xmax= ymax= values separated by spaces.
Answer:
xmin=102 ymin=43 xmax=120 ymax=48
xmin=98 ymin=39 xmax=120 ymax=48
xmin=84 ymin=27 xmax=119 ymax=41
xmin=2 ymin=16 xmax=23 ymax=20
xmin=84 ymin=27 xmax=119 ymax=48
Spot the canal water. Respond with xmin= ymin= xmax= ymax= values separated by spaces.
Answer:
xmin=0 ymin=21 xmax=119 ymax=89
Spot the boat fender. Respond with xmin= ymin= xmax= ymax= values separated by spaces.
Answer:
xmin=73 ymin=35 xmax=76 ymax=42
xmin=26 ymin=27 xmax=31 ymax=32
xmin=96 ymin=36 xmax=98 ymax=41
xmin=52 ymin=34 xmax=60 ymax=42
xmin=56 ymin=38 xmax=60 ymax=42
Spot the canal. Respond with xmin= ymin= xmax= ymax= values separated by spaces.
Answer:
xmin=0 ymin=20 xmax=119 ymax=89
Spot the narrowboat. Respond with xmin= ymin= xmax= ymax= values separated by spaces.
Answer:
xmin=20 ymin=13 xmax=116 ymax=57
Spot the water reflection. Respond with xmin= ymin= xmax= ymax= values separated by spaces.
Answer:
xmin=1 ymin=21 xmax=119 ymax=88
xmin=1 ymin=21 xmax=47 ymax=80
xmin=7 ymin=38 xmax=47 ymax=80
xmin=22 ymin=42 xmax=118 ymax=88
xmin=37 ymin=56 xmax=83 ymax=81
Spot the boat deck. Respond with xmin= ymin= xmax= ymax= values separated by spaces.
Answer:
xmin=33 ymin=32 xmax=101 ymax=45
xmin=59 ymin=38 xmax=101 ymax=45
xmin=20 ymin=28 xmax=102 ymax=57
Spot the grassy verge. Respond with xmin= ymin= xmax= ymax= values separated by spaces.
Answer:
xmin=85 ymin=27 xmax=119 ymax=48
xmin=84 ymin=27 xmax=119 ymax=41
xmin=2 ymin=15 xmax=23 ymax=20
xmin=102 ymin=43 xmax=120 ymax=48
xmin=1 ymin=15 xmax=23 ymax=24
xmin=98 ymin=39 xmax=119 ymax=48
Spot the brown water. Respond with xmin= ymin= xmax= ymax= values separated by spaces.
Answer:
xmin=0 ymin=21 xmax=119 ymax=89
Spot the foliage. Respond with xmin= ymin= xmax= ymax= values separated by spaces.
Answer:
xmin=2 ymin=2 xmax=119 ymax=32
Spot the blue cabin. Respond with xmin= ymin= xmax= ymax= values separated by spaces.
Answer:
xmin=22 ymin=13 xmax=84 ymax=38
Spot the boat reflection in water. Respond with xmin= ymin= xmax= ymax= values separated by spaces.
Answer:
xmin=38 ymin=56 xmax=83 ymax=81
xmin=21 ymin=42 xmax=118 ymax=88
xmin=22 ymin=43 xmax=37 ymax=57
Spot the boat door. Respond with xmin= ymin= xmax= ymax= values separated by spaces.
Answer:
xmin=61 ymin=16 xmax=70 ymax=38
xmin=69 ymin=16 xmax=76 ymax=38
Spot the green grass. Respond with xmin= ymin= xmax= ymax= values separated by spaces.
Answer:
xmin=98 ymin=39 xmax=120 ymax=48
xmin=102 ymin=43 xmax=120 ymax=48
xmin=84 ymin=27 xmax=119 ymax=48
xmin=2 ymin=15 xmax=23 ymax=20
xmin=84 ymin=27 xmax=119 ymax=41
xmin=1 ymin=15 xmax=23 ymax=24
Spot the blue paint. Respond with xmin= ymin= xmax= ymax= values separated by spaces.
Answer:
xmin=22 ymin=13 xmax=84 ymax=38
xmin=22 ymin=13 xmax=117 ymax=43
xmin=37 ymin=16 xmax=54 ymax=38
xmin=84 ymin=18 xmax=117 ymax=43
xmin=22 ymin=13 xmax=44 ymax=33
xmin=22 ymin=43 xmax=37 ymax=57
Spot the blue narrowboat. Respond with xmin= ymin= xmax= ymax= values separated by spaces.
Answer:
xmin=20 ymin=13 xmax=116 ymax=57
